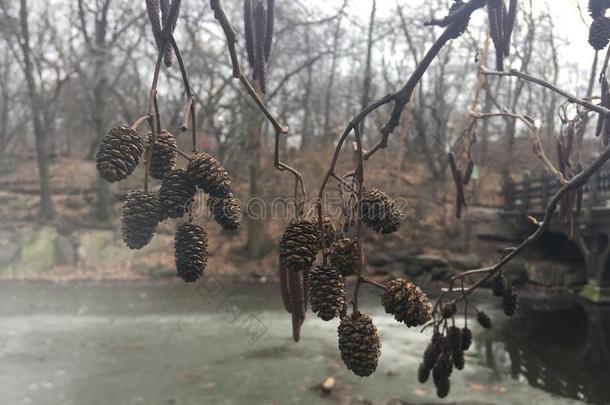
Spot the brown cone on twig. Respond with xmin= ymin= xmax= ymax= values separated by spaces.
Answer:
xmin=318 ymin=216 xmax=337 ymax=248
xmin=461 ymin=326 xmax=473 ymax=351
xmin=279 ymin=219 xmax=319 ymax=272
xmin=503 ymin=285 xmax=519 ymax=316
xmin=442 ymin=303 xmax=457 ymax=319
xmin=121 ymin=190 xmax=161 ymax=249
xmin=432 ymin=353 xmax=452 ymax=398
xmin=307 ymin=265 xmax=346 ymax=321
xmin=186 ymin=152 xmax=232 ymax=198
xmin=329 ymin=238 xmax=359 ymax=277
xmin=477 ymin=311 xmax=493 ymax=329
xmin=589 ymin=0 xmax=610 ymax=18
xmin=208 ymin=193 xmax=242 ymax=231
xmin=96 ymin=127 xmax=144 ymax=183
xmin=360 ymin=188 xmax=401 ymax=234
xmin=381 ymin=279 xmax=432 ymax=327
xmin=338 ymin=312 xmax=381 ymax=377
xmin=492 ymin=273 xmax=507 ymax=296
xmin=418 ymin=362 xmax=431 ymax=383
xmin=174 ymin=223 xmax=208 ymax=282
xmin=146 ymin=130 xmax=177 ymax=180
xmin=589 ymin=16 xmax=610 ymax=50
xmin=159 ymin=168 xmax=196 ymax=219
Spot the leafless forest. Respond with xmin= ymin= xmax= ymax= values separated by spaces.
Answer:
xmin=1 ymin=0 xmax=610 ymax=403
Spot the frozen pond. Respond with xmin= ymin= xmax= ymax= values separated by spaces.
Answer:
xmin=0 ymin=282 xmax=607 ymax=404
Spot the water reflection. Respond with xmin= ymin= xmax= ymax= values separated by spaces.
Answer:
xmin=476 ymin=298 xmax=610 ymax=405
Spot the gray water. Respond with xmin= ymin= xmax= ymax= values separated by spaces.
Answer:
xmin=0 ymin=281 xmax=607 ymax=405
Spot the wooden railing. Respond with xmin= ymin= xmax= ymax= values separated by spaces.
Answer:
xmin=503 ymin=168 xmax=610 ymax=212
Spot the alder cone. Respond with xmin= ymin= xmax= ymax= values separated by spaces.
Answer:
xmin=418 ymin=362 xmax=431 ymax=383
xmin=329 ymin=238 xmax=359 ymax=277
xmin=160 ymin=169 xmax=196 ymax=219
xmin=448 ymin=0 xmax=470 ymax=39
xmin=186 ymin=152 xmax=232 ymax=197
xmin=279 ymin=219 xmax=319 ymax=272
xmin=492 ymin=273 xmax=508 ymax=297
xmin=442 ymin=303 xmax=457 ymax=319
xmin=461 ymin=326 xmax=473 ymax=351
xmin=589 ymin=0 xmax=610 ymax=17
xmin=146 ymin=130 xmax=177 ymax=180
xmin=319 ymin=216 xmax=337 ymax=248
xmin=432 ymin=353 xmax=452 ymax=398
xmin=435 ymin=375 xmax=451 ymax=398
xmin=121 ymin=190 xmax=161 ymax=249
xmin=96 ymin=126 xmax=144 ymax=182
xmin=307 ymin=265 xmax=346 ymax=321
xmin=174 ymin=223 xmax=208 ymax=282
xmin=503 ymin=286 xmax=519 ymax=316
xmin=477 ymin=311 xmax=493 ymax=329
xmin=423 ymin=337 xmax=441 ymax=370
xmin=360 ymin=188 xmax=400 ymax=234
xmin=381 ymin=279 xmax=432 ymax=327
xmin=589 ymin=16 xmax=610 ymax=50
xmin=338 ymin=312 xmax=381 ymax=377
xmin=208 ymin=193 xmax=242 ymax=230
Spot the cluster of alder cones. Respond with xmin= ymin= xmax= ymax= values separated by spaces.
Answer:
xmin=95 ymin=122 xmax=241 ymax=283
xmin=589 ymin=0 xmax=610 ymax=50
xmin=278 ymin=187 xmax=433 ymax=377
xmin=417 ymin=274 xmax=519 ymax=398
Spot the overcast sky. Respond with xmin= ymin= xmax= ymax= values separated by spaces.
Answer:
xmin=338 ymin=0 xmax=594 ymax=93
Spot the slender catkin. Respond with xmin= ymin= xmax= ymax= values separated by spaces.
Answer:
xmin=159 ymin=0 xmax=173 ymax=66
xmin=264 ymin=0 xmax=275 ymax=61
xmin=253 ymin=1 xmax=267 ymax=93
xmin=289 ymin=270 xmax=305 ymax=342
xmin=244 ymin=0 xmax=255 ymax=68
xmin=504 ymin=0 xmax=517 ymax=55
xmin=146 ymin=0 xmax=162 ymax=50
xmin=279 ymin=260 xmax=292 ymax=313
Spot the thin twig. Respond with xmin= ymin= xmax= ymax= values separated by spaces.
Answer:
xmin=211 ymin=0 xmax=307 ymax=209
xmin=449 ymin=143 xmax=610 ymax=304
xmin=481 ymin=67 xmax=610 ymax=116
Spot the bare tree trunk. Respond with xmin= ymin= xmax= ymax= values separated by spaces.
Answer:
xmin=244 ymin=83 xmax=270 ymax=258
xmin=19 ymin=0 xmax=54 ymax=221
xmin=322 ymin=5 xmax=345 ymax=144
xmin=77 ymin=0 xmax=112 ymax=222
xmin=360 ymin=0 xmax=376 ymax=132
xmin=300 ymin=26 xmax=313 ymax=150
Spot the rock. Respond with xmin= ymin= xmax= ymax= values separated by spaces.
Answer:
xmin=321 ymin=377 xmax=335 ymax=393
xmin=503 ymin=257 xmax=528 ymax=286
xmin=526 ymin=261 xmax=586 ymax=288
xmin=366 ymin=252 xmax=394 ymax=267
xmin=450 ymin=253 xmax=482 ymax=271
xmin=408 ymin=254 xmax=448 ymax=268
xmin=564 ymin=270 xmax=586 ymax=287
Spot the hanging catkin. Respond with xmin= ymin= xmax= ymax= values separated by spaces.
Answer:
xmin=253 ymin=1 xmax=267 ymax=93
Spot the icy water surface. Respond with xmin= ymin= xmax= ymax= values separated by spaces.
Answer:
xmin=0 ymin=281 xmax=608 ymax=405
